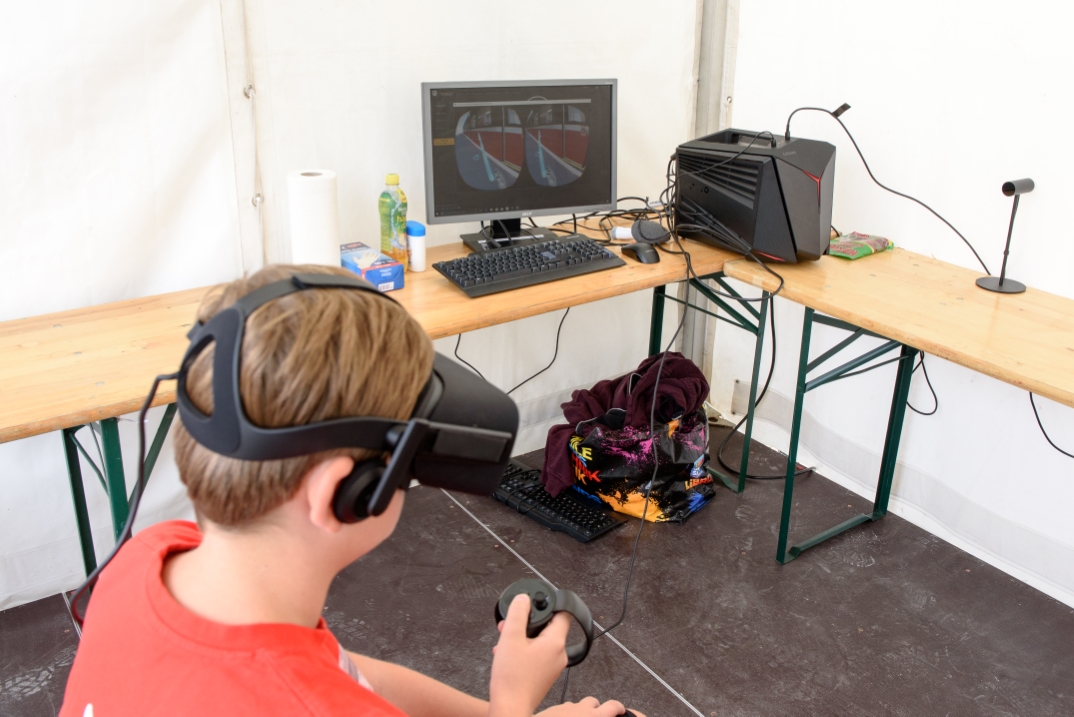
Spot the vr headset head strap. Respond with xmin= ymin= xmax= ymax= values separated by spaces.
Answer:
xmin=178 ymin=273 xmax=405 ymax=459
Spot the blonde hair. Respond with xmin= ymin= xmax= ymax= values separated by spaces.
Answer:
xmin=173 ymin=264 xmax=433 ymax=526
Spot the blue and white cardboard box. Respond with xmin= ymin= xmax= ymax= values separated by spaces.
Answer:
xmin=340 ymin=241 xmax=404 ymax=292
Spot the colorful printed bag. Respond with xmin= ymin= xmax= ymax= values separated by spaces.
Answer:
xmin=568 ymin=407 xmax=714 ymax=523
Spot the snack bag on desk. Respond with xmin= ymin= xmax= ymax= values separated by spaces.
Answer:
xmin=830 ymin=231 xmax=894 ymax=259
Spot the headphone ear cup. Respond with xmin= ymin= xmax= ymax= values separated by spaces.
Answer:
xmin=332 ymin=460 xmax=386 ymax=524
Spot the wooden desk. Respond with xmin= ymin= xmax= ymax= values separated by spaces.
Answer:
xmin=0 ymin=238 xmax=739 ymax=444
xmin=723 ymin=248 xmax=1074 ymax=408
xmin=0 ymin=234 xmax=749 ymax=577
xmin=721 ymin=248 xmax=1074 ymax=562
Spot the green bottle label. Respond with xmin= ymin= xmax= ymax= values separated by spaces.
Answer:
xmin=391 ymin=188 xmax=408 ymax=252
xmin=379 ymin=191 xmax=394 ymax=254
xmin=378 ymin=186 xmax=408 ymax=268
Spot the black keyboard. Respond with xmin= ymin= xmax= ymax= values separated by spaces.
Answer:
xmin=493 ymin=462 xmax=627 ymax=543
xmin=434 ymin=235 xmax=626 ymax=298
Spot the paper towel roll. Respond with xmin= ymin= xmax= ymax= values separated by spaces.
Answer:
xmin=288 ymin=170 xmax=341 ymax=265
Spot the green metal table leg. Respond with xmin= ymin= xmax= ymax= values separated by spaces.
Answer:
xmin=99 ymin=418 xmax=129 ymax=541
xmin=648 ymin=285 xmax=666 ymax=356
xmin=775 ymin=312 xmax=919 ymax=564
xmin=733 ymin=291 xmax=770 ymax=492
xmin=143 ymin=404 xmax=177 ymax=483
xmin=776 ymin=308 xmax=815 ymax=564
xmin=63 ymin=426 xmax=97 ymax=577
xmin=871 ymin=344 xmax=919 ymax=518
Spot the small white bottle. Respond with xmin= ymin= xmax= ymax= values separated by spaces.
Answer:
xmin=406 ymin=221 xmax=427 ymax=272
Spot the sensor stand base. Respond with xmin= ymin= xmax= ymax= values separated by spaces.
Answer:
xmin=976 ymin=276 xmax=1026 ymax=294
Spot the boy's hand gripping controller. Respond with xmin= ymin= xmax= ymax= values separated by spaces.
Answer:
xmin=494 ymin=578 xmax=594 ymax=666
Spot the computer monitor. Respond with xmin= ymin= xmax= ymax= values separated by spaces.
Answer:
xmin=422 ymin=79 xmax=617 ymax=252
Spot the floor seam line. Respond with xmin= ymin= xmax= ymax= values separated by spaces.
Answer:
xmin=441 ymin=489 xmax=706 ymax=717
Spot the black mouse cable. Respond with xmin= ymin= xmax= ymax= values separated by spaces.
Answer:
xmin=1029 ymin=393 xmax=1074 ymax=460
xmin=784 ymin=105 xmax=990 ymax=275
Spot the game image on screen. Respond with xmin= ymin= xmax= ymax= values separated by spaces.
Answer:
xmin=426 ymin=82 xmax=613 ymax=221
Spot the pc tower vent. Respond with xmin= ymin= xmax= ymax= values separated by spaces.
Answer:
xmin=677 ymin=152 xmax=760 ymax=202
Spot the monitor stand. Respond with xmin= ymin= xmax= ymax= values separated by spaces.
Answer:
xmin=460 ymin=218 xmax=561 ymax=254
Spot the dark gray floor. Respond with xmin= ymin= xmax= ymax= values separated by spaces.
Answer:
xmin=3 ymin=429 xmax=1073 ymax=716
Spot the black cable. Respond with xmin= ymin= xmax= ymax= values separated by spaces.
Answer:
xmin=586 ymin=230 xmax=693 ymax=650
xmin=453 ymin=334 xmax=486 ymax=380
xmin=480 ymin=219 xmax=541 ymax=248
xmin=507 ymin=309 xmax=569 ymax=395
xmin=559 ymin=667 xmax=571 ymax=704
xmin=1030 ymin=393 xmax=1074 ymax=459
xmin=664 ymin=152 xmax=787 ymax=301
xmin=907 ymin=355 xmax=938 ymax=416
xmin=784 ymin=105 xmax=991 ymax=275
xmin=455 ymin=308 xmax=570 ymax=393
xmin=831 ymin=224 xmax=841 ymax=238
xmin=69 ymin=372 xmax=178 ymax=627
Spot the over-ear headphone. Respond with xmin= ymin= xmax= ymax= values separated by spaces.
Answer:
xmin=629 ymin=218 xmax=671 ymax=245
xmin=332 ymin=460 xmax=387 ymax=523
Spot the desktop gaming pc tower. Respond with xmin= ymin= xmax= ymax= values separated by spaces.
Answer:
xmin=675 ymin=129 xmax=836 ymax=263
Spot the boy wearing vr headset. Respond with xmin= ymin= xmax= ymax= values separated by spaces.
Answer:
xmin=61 ymin=265 xmax=640 ymax=717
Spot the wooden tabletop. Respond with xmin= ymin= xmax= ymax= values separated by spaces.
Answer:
xmin=0 ymin=234 xmax=738 ymax=443
xmin=722 ymin=249 xmax=1074 ymax=408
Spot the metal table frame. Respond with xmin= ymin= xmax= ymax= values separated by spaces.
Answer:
xmin=648 ymin=273 xmax=771 ymax=494
xmin=775 ymin=308 xmax=919 ymax=564
xmin=62 ymin=406 xmax=177 ymax=577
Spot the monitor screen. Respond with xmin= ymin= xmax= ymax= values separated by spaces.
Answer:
xmin=422 ymin=80 xmax=616 ymax=225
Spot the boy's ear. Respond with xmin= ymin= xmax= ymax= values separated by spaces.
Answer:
xmin=305 ymin=456 xmax=356 ymax=534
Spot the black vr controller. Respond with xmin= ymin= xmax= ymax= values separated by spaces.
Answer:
xmin=495 ymin=578 xmax=594 ymax=667
xmin=178 ymin=272 xmax=520 ymax=522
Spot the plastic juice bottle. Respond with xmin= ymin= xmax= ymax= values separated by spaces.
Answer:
xmin=378 ymin=173 xmax=408 ymax=269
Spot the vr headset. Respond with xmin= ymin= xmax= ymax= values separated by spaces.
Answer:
xmin=178 ymin=272 xmax=519 ymax=522
xmin=70 ymin=270 xmax=517 ymax=625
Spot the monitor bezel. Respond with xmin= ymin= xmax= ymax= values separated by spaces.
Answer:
xmin=421 ymin=79 xmax=617 ymax=226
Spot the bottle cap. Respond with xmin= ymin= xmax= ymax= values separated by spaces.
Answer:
xmin=406 ymin=220 xmax=426 ymax=237
xmin=385 ymin=173 xmax=399 ymax=185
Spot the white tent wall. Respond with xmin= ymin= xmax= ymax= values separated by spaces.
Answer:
xmin=708 ymin=1 xmax=1074 ymax=607
xmin=239 ymin=0 xmax=702 ymax=450
xmin=0 ymin=1 xmax=703 ymax=608
xmin=0 ymin=1 xmax=247 ymax=608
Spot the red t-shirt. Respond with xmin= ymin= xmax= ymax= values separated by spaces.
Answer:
xmin=61 ymin=520 xmax=408 ymax=717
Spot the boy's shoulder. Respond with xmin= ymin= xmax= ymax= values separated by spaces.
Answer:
xmin=60 ymin=520 xmax=405 ymax=717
